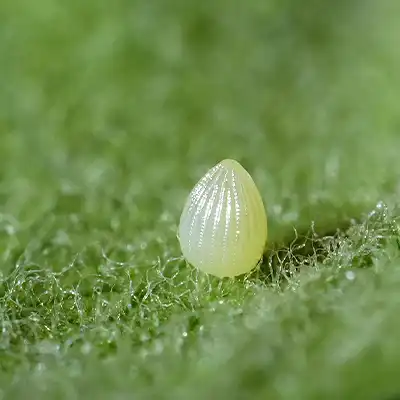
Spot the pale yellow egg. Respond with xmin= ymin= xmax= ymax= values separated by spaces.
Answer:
xmin=178 ymin=159 xmax=268 ymax=278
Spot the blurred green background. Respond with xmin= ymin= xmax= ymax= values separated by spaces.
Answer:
xmin=1 ymin=0 xmax=399 ymax=247
xmin=1 ymin=0 xmax=400 ymax=398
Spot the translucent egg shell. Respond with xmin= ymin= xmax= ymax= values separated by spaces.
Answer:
xmin=178 ymin=159 xmax=268 ymax=278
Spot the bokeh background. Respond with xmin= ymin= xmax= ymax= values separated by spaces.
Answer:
xmin=1 ymin=0 xmax=400 ymax=398
xmin=1 ymin=0 xmax=399 ymax=248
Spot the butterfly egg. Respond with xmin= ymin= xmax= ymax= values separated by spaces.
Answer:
xmin=178 ymin=159 xmax=267 ymax=278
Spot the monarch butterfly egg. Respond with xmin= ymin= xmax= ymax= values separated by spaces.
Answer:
xmin=178 ymin=159 xmax=268 ymax=278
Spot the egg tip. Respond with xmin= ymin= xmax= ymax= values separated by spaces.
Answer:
xmin=218 ymin=158 xmax=245 ymax=172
